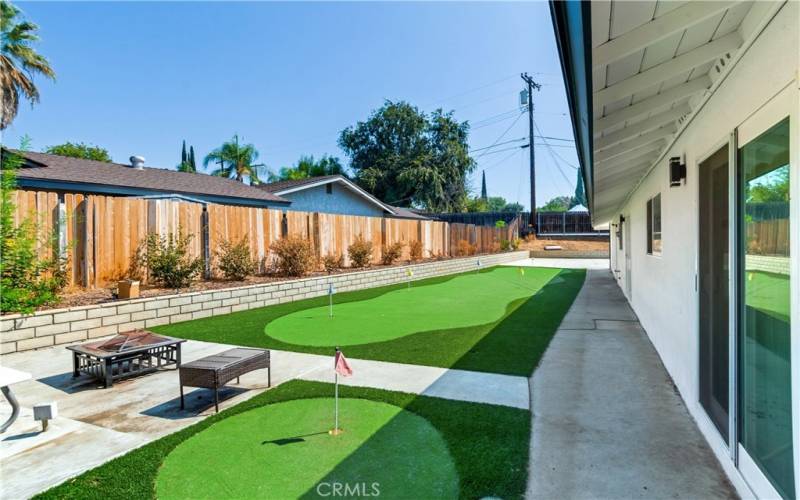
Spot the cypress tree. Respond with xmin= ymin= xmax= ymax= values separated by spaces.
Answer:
xmin=181 ymin=140 xmax=187 ymax=165
xmin=480 ymin=171 xmax=487 ymax=200
xmin=573 ymin=169 xmax=587 ymax=208
xmin=189 ymin=146 xmax=196 ymax=172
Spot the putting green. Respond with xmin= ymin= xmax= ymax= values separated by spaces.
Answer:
xmin=156 ymin=398 xmax=458 ymax=499
xmin=265 ymin=266 xmax=559 ymax=346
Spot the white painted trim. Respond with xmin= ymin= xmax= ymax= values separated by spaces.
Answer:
xmin=593 ymin=1 xmax=737 ymax=68
xmin=273 ymin=176 xmax=397 ymax=215
xmin=738 ymin=445 xmax=784 ymax=499
xmin=594 ymin=76 xmax=710 ymax=130
xmin=594 ymin=32 xmax=742 ymax=106
xmin=611 ymin=1 xmax=787 ymax=222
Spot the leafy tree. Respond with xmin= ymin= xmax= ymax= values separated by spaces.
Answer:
xmin=1 ymin=139 xmax=66 ymax=313
xmin=268 ymin=154 xmax=346 ymax=182
xmin=573 ymin=169 xmax=587 ymax=208
xmin=45 ymin=142 xmax=112 ymax=162
xmin=747 ymin=167 xmax=789 ymax=203
xmin=486 ymin=196 xmax=508 ymax=212
xmin=0 ymin=0 xmax=55 ymax=130
xmin=480 ymin=171 xmax=487 ymax=199
xmin=465 ymin=196 xmax=488 ymax=213
xmin=503 ymin=202 xmax=524 ymax=212
xmin=204 ymin=134 xmax=264 ymax=183
xmin=339 ymin=101 xmax=475 ymax=212
xmin=539 ymin=195 xmax=575 ymax=212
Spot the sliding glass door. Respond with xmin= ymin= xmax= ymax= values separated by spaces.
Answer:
xmin=738 ymin=116 xmax=793 ymax=499
xmin=699 ymin=145 xmax=730 ymax=442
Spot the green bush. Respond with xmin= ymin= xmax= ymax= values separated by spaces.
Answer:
xmin=348 ymin=235 xmax=373 ymax=268
xmin=216 ymin=235 xmax=256 ymax=281
xmin=272 ymin=237 xmax=314 ymax=277
xmin=137 ymin=230 xmax=204 ymax=290
xmin=0 ymin=147 xmax=67 ymax=314
xmin=322 ymin=253 xmax=344 ymax=274
xmin=381 ymin=241 xmax=404 ymax=265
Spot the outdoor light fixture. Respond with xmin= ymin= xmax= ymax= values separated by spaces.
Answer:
xmin=669 ymin=156 xmax=687 ymax=187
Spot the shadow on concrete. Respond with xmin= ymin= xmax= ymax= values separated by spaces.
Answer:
xmin=141 ymin=386 xmax=249 ymax=419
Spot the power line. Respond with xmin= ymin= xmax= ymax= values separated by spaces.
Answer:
xmin=473 ymin=111 xmax=525 ymax=160
xmin=470 ymin=137 xmax=527 ymax=153
xmin=535 ymin=120 xmax=575 ymax=191
xmin=533 ymin=121 xmax=579 ymax=169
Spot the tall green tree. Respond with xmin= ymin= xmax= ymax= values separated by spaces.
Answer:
xmin=573 ymin=169 xmax=587 ymax=208
xmin=339 ymin=101 xmax=475 ymax=212
xmin=188 ymin=146 xmax=196 ymax=171
xmin=177 ymin=140 xmax=196 ymax=173
xmin=204 ymin=135 xmax=264 ymax=183
xmin=268 ymin=155 xmax=346 ymax=182
xmin=45 ymin=142 xmax=111 ymax=162
xmin=480 ymin=171 xmax=487 ymax=200
xmin=1 ymin=0 xmax=55 ymax=130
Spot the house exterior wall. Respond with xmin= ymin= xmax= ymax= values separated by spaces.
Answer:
xmin=281 ymin=183 xmax=385 ymax=217
xmin=608 ymin=4 xmax=798 ymax=498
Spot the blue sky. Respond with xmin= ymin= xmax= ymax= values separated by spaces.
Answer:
xmin=5 ymin=1 xmax=580 ymax=210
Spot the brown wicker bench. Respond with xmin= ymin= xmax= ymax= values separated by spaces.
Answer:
xmin=179 ymin=348 xmax=270 ymax=413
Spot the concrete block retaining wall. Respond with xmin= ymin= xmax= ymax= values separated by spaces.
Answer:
xmin=1 ymin=251 xmax=528 ymax=354
xmin=745 ymin=254 xmax=790 ymax=275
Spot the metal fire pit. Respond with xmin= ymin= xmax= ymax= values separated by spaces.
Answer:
xmin=67 ymin=330 xmax=185 ymax=388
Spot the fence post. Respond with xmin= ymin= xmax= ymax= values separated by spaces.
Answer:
xmin=57 ymin=195 xmax=67 ymax=261
xmin=202 ymin=206 xmax=211 ymax=279
xmin=281 ymin=212 xmax=288 ymax=238
xmin=562 ymin=212 xmax=566 ymax=234
xmin=312 ymin=212 xmax=321 ymax=263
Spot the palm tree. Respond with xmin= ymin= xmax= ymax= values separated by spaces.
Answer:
xmin=0 ymin=0 xmax=55 ymax=130
xmin=267 ymin=155 xmax=347 ymax=182
xmin=203 ymin=135 xmax=264 ymax=183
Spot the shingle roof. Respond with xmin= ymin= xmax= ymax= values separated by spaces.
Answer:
xmin=388 ymin=205 xmax=429 ymax=220
xmin=256 ymin=175 xmax=341 ymax=193
xmin=7 ymin=150 xmax=289 ymax=204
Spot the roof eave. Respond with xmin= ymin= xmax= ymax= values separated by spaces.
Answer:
xmin=549 ymin=0 xmax=597 ymax=223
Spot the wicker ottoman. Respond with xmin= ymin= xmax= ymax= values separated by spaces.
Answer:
xmin=179 ymin=348 xmax=270 ymax=413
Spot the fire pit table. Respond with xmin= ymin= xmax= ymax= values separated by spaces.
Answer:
xmin=67 ymin=330 xmax=185 ymax=388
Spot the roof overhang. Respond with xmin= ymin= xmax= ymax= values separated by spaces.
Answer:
xmin=273 ymin=176 xmax=397 ymax=215
xmin=549 ymin=0 xmax=782 ymax=226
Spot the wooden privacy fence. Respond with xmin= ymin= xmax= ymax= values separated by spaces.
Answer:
xmin=11 ymin=190 xmax=519 ymax=289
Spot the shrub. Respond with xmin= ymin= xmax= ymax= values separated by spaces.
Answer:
xmin=216 ymin=235 xmax=256 ymax=281
xmin=495 ymin=220 xmax=507 ymax=228
xmin=409 ymin=240 xmax=423 ymax=262
xmin=348 ymin=235 xmax=373 ymax=268
xmin=137 ymin=230 xmax=204 ymax=290
xmin=381 ymin=241 xmax=404 ymax=265
xmin=0 ymin=147 xmax=67 ymax=314
xmin=456 ymin=239 xmax=477 ymax=256
xmin=322 ymin=253 xmax=344 ymax=274
xmin=500 ymin=239 xmax=512 ymax=251
xmin=272 ymin=237 xmax=315 ymax=277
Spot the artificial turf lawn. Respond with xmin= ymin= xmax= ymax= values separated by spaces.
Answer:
xmin=157 ymin=398 xmax=458 ymax=499
xmin=267 ymin=266 xmax=560 ymax=346
xmin=154 ymin=266 xmax=586 ymax=376
xmin=37 ymin=381 xmax=531 ymax=500
xmin=745 ymin=270 xmax=790 ymax=322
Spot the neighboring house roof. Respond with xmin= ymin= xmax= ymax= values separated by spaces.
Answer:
xmin=388 ymin=205 xmax=429 ymax=220
xmin=256 ymin=175 xmax=398 ymax=216
xmin=5 ymin=150 xmax=289 ymax=206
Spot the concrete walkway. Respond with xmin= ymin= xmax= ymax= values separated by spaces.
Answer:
xmin=504 ymin=257 xmax=610 ymax=270
xmin=0 ymin=340 xmax=527 ymax=499
xmin=526 ymin=269 xmax=736 ymax=499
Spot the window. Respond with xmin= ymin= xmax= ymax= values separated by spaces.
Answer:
xmin=646 ymin=193 xmax=661 ymax=255
xmin=326 ymin=183 xmax=333 ymax=195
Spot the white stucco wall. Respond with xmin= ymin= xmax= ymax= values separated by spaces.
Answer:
xmin=607 ymin=3 xmax=799 ymax=497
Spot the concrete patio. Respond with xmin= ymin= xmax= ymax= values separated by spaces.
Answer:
xmin=527 ymin=269 xmax=738 ymax=499
xmin=0 ymin=338 xmax=529 ymax=499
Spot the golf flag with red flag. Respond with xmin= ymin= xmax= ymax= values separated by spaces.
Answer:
xmin=332 ymin=347 xmax=352 ymax=435
xmin=335 ymin=349 xmax=352 ymax=377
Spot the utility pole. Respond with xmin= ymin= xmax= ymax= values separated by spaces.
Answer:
xmin=520 ymin=73 xmax=541 ymax=232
